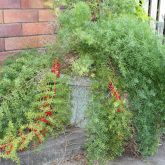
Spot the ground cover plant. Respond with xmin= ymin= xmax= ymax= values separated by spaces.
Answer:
xmin=0 ymin=50 xmax=71 ymax=164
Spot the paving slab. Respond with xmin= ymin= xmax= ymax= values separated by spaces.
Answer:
xmin=60 ymin=140 xmax=165 ymax=165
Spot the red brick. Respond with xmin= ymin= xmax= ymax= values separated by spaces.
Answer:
xmin=22 ymin=22 xmax=54 ymax=36
xmin=4 ymin=10 xmax=38 ymax=23
xmin=0 ymin=10 xmax=3 ymax=23
xmin=0 ymin=0 xmax=20 ymax=9
xmin=39 ymin=10 xmax=55 ymax=22
xmin=21 ymin=0 xmax=45 ymax=8
xmin=0 ymin=38 xmax=5 ymax=52
xmin=5 ymin=35 xmax=56 ymax=50
xmin=0 ymin=24 xmax=22 ymax=37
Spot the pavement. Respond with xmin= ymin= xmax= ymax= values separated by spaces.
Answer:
xmin=60 ymin=140 xmax=165 ymax=165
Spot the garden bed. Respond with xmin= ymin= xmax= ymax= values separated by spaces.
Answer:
xmin=0 ymin=0 xmax=165 ymax=164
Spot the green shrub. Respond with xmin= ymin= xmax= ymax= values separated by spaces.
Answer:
xmin=93 ymin=17 xmax=165 ymax=156
xmin=0 ymin=50 xmax=71 ymax=163
xmin=71 ymin=55 xmax=94 ymax=76
xmin=57 ymin=1 xmax=165 ymax=161
xmin=86 ymin=66 xmax=131 ymax=163
xmin=0 ymin=51 xmax=49 ymax=139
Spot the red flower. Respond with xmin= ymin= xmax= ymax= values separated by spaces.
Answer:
xmin=51 ymin=60 xmax=61 ymax=78
xmin=42 ymin=95 xmax=50 ymax=99
xmin=51 ymin=68 xmax=55 ymax=73
xmin=6 ymin=151 xmax=10 ymax=155
xmin=33 ymin=129 xmax=37 ymax=132
xmin=5 ymin=144 xmax=13 ymax=155
xmin=38 ymin=117 xmax=50 ymax=124
xmin=108 ymin=82 xmax=121 ymax=100
xmin=108 ymin=82 xmax=114 ymax=91
xmin=117 ymin=108 xmax=121 ymax=113
xmin=0 ymin=144 xmax=6 ymax=151
xmin=114 ymin=92 xmax=121 ymax=100
xmin=45 ymin=111 xmax=53 ymax=116
xmin=108 ymin=81 xmax=124 ymax=113
xmin=40 ymin=129 xmax=48 ymax=137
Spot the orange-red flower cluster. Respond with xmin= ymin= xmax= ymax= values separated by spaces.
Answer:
xmin=108 ymin=82 xmax=123 ymax=113
xmin=108 ymin=82 xmax=121 ymax=100
xmin=51 ymin=60 xmax=61 ymax=78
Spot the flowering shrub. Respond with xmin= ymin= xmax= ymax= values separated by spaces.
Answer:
xmin=0 ymin=1 xmax=164 ymax=164
xmin=0 ymin=51 xmax=70 ymax=164
xmin=56 ymin=1 xmax=165 ymax=162
xmin=86 ymin=68 xmax=131 ymax=163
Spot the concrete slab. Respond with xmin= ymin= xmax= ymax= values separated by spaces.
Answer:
xmin=59 ymin=140 xmax=165 ymax=165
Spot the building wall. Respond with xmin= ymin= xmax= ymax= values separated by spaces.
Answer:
xmin=0 ymin=0 xmax=56 ymax=62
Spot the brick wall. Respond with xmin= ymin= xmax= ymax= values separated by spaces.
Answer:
xmin=0 ymin=0 xmax=56 ymax=62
